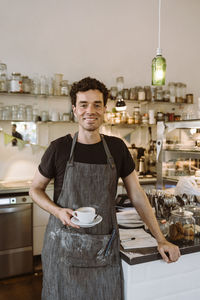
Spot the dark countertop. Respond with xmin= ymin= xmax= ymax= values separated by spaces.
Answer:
xmin=120 ymin=236 xmax=200 ymax=265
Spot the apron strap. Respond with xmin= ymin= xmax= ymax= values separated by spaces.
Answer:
xmin=101 ymin=135 xmax=115 ymax=169
xmin=68 ymin=132 xmax=115 ymax=169
xmin=68 ymin=132 xmax=78 ymax=166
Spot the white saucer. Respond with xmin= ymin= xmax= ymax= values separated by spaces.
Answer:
xmin=71 ymin=215 xmax=103 ymax=228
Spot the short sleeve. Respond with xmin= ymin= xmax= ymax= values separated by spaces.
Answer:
xmin=38 ymin=142 xmax=56 ymax=179
xmin=119 ymin=140 xmax=135 ymax=178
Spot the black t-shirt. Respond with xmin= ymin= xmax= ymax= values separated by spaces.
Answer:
xmin=39 ymin=134 xmax=135 ymax=202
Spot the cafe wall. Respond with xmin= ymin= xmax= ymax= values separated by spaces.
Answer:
xmin=0 ymin=0 xmax=200 ymax=181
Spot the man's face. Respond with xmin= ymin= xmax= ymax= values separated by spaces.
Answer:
xmin=73 ymin=89 xmax=106 ymax=132
xmin=12 ymin=125 xmax=16 ymax=132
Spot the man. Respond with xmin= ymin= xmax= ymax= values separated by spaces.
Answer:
xmin=29 ymin=77 xmax=180 ymax=300
xmin=12 ymin=124 xmax=23 ymax=146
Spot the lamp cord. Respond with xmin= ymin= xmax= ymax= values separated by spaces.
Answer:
xmin=158 ymin=0 xmax=161 ymax=49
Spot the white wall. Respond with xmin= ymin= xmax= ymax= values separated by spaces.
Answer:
xmin=1 ymin=0 xmax=200 ymax=97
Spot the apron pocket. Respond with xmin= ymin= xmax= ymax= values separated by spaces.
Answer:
xmin=57 ymin=229 xmax=119 ymax=268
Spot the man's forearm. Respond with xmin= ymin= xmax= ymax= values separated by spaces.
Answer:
xmin=29 ymin=187 xmax=61 ymax=218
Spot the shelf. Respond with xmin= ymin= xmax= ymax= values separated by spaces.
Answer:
xmin=103 ymin=123 xmax=156 ymax=128
xmin=108 ymin=99 xmax=192 ymax=106
xmin=0 ymin=92 xmax=70 ymax=99
xmin=0 ymin=120 xmax=77 ymax=124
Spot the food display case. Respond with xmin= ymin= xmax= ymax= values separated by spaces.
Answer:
xmin=156 ymin=120 xmax=200 ymax=188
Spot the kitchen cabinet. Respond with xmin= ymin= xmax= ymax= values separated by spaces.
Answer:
xmin=156 ymin=120 xmax=200 ymax=188
xmin=33 ymin=187 xmax=52 ymax=255
xmin=122 ymin=251 xmax=200 ymax=300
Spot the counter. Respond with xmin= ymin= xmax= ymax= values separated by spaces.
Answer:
xmin=0 ymin=180 xmax=54 ymax=194
xmin=120 ymin=235 xmax=200 ymax=300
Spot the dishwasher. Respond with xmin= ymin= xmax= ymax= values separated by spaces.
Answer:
xmin=0 ymin=192 xmax=33 ymax=279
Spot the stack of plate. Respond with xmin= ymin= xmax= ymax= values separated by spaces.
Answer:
xmin=116 ymin=208 xmax=144 ymax=228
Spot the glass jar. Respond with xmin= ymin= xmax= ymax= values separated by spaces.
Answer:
xmin=0 ymin=61 xmax=7 ymax=92
xmin=176 ymin=83 xmax=183 ymax=103
xmin=133 ymin=107 xmax=141 ymax=124
xmin=156 ymin=111 xmax=164 ymax=122
xmin=163 ymin=89 xmax=170 ymax=102
xmin=8 ymin=73 xmax=22 ymax=93
xmin=61 ymin=80 xmax=69 ymax=96
xmin=138 ymin=87 xmax=145 ymax=101
xmin=122 ymin=89 xmax=129 ymax=100
xmin=53 ymin=73 xmax=63 ymax=96
xmin=110 ymin=87 xmax=118 ymax=100
xmin=168 ymin=209 xmax=195 ymax=244
xmin=121 ymin=111 xmax=127 ymax=124
xmin=129 ymin=88 xmax=137 ymax=100
xmin=168 ymin=82 xmax=176 ymax=103
xmin=155 ymin=86 xmax=163 ymax=101
xmin=144 ymin=86 xmax=152 ymax=101
xmin=22 ymin=76 xmax=31 ymax=93
xmin=186 ymin=94 xmax=193 ymax=104
xmin=184 ymin=205 xmax=200 ymax=236
xmin=141 ymin=113 xmax=148 ymax=124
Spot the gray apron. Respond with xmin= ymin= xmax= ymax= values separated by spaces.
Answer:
xmin=41 ymin=132 xmax=124 ymax=300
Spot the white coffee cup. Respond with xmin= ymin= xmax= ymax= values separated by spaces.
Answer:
xmin=72 ymin=207 xmax=96 ymax=224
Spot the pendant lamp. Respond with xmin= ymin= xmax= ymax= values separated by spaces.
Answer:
xmin=115 ymin=76 xmax=127 ymax=111
xmin=152 ymin=0 xmax=166 ymax=86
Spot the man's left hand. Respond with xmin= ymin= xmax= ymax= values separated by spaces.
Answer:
xmin=157 ymin=240 xmax=181 ymax=263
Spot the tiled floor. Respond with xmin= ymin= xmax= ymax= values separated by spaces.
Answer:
xmin=0 ymin=256 xmax=42 ymax=300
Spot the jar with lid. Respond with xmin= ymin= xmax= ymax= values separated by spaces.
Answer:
xmin=155 ymin=86 xmax=163 ymax=101
xmin=22 ymin=76 xmax=31 ymax=93
xmin=61 ymin=80 xmax=69 ymax=96
xmin=144 ymin=86 xmax=152 ymax=101
xmin=122 ymin=89 xmax=129 ymax=100
xmin=184 ymin=205 xmax=200 ymax=236
xmin=129 ymin=88 xmax=137 ymax=100
xmin=163 ymin=89 xmax=170 ymax=102
xmin=176 ymin=83 xmax=183 ymax=103
xmin=156 ymin=111 xmax=164 ymax=122
xmin=168 ymin=209 xmax=195 ymax=244
xmin=133 ymin=107 xmax=141 ymax=124
xmin=8 ymin=73 xmax=22 ymax=93
xmin=182 ymin=84 xmax=187 ymax=103
xmin=141 ymin=113 xmax=148 ymax=125
xmin=168 ymin=82 xmax=176 ymax=103
xmin=138 ymin=87 xmax=145 ymax=101
xmin=0 ymin=61 xmax=7 ymax=92
xmin=121 ymin=111 xmax=127 ymax=124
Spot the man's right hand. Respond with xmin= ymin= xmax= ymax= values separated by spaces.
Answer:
xmin=56 ymin=207 xmax=80 ymax=228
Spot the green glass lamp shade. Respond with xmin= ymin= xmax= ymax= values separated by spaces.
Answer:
xmin=152 ymin=51 xmax=166 ymax=86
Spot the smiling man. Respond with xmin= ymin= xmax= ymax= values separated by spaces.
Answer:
xmin=29 ymin=77 xmax=180 ymax=300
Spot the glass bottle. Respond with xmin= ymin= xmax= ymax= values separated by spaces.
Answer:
xmin=0 ymin=61 xmax=7 ymax=92
xmin=152 ymin=49 xmax=166 ymax=86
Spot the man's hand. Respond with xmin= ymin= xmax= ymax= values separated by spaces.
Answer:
xmin=157 ymin=240 xmax=181 ymax=263
xmin=56 ymin=208 xmax=80 ymax=229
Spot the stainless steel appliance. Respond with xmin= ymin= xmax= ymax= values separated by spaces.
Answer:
xmin=0 ymin=193 xmax=33 ymax=279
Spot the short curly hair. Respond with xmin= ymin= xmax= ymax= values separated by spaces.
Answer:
xmin=70 ymin=77 xmax=108 ymax=106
